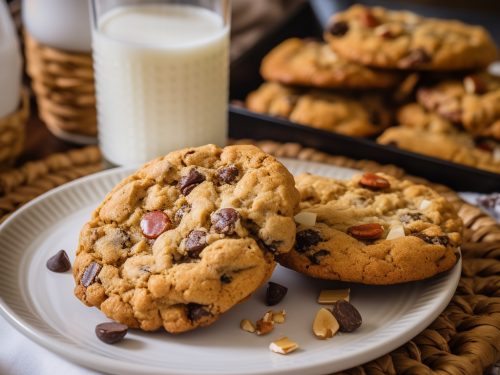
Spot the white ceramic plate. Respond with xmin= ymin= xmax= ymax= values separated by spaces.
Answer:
xmin=0 ymin=158 xmax=461 ymax=375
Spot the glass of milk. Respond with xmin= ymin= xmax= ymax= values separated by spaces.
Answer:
xmin=89 ymin=0 xmax=230 ymax=166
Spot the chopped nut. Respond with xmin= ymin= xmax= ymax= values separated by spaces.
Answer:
xmin=294 ymin=212 xmax=317 ymax=226
xmin=318 ymin=289 xmax=350 ymax=305
xmin=240 ymin=318 xmax=256 ymax=333
xmin=256 ymin=319 xmax=274 ymax=335
xmin=262 ymin=310 xmax=274 ymax=323
xmin=347 ymin=223 xmax=384 ymax=240
xmin=272 ymin=310 xmax=286 ymax=324
xmin=420 ymin=199 xmax=432 ymax=210
xmin=269 ymin=337 xmax=298 ymax=354
xmin=464 ymin=75 xmax=487 ymax=94
xmin=313 ymin=308 xmax=339 ymax=340
xmin=386 ymin=225 xmax=405 ymax=240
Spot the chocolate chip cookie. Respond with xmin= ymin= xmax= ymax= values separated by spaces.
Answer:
xmin=277 ymin=173 xmax=462 ymax=285
xmin=324 ymin=4 xmax=498 ymax=70
xmin=417 ymin=72 xmax=500 ymax=140
xmin=260 ymin=38 xmax=403 ymax=89
xmin=245 ymin=82 xmax=392 ymax=137
xmin=397 ymin=103 xmax=458 ymax=133
xmin=73 ymin=144 xmax=300 ymax=333
xmin=377 ymin=126 xmax=500 ymax=174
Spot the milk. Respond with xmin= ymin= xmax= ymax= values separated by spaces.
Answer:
xmin=22 ymin=0 xmax=91 ymax=52
xmin=91 ymin=4 xmax=230 ymax=166
xmin=0 ymin=0 xmax=22 ymax=119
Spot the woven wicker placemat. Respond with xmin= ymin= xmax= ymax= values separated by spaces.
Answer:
xmin=1 ymin=140 xmax=499 ymax=375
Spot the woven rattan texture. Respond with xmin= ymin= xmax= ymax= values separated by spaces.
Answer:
xmin=0 ymin=90 xmax=29 ymax=171
xmin=0 ymin=146 xmax=101 ymax=225
xmin=24 ymin=32 xmax=97 ymax=137
xmin=2 ymin=141 xmax=500 ymax=375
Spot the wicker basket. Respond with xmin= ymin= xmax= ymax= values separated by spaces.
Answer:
xmin=0 ymin=90 xmax=29 ymax=171
xmin=24 ymin=31 xmax=97 ymax=144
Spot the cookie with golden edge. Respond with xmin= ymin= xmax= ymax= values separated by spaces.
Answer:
xmin=260 ymin=37 xmax=403 ymax=89
xmin=324 ymin=4 xmax=498 ymax=70
xmin=245 ymin=81 xmax=392 ymax=137
xmin=277 ymin=173 xmax=462 ymax=285
xmin=73 ymin=144 xmax=300 ymax=333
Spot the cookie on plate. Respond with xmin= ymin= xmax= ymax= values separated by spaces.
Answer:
xmin=324 ymin=4 xmax=498 ymax=70
xmin=277 ymin=173 xmax=462 ymax=285
xmin=73 ymin=144 xmax=300 ymax=333
xmin=377 ymin=126 xmax=500 ymax=174
xmin=245 ymin=81 xmax=392 ymax=137
xmin=417 ymin=72 xmax=500 ymax=139
xmin=260 ymin=37 xmax=403 ymax=89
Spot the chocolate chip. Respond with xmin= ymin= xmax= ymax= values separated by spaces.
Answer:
xmin=174 ymin=204 xmax=191 ymax=223
xmin=328 ymin=21 xmax=349 ymax=36
xmin=95 ymin=322 xmax=128 ymax=344
xmin=141 ymin=265 xmax=151 ymax=273
xmin=295 ymin=229 xmax=323 ymax=253
xmin=46 ymin=250 xmax=71 ymax=272
xmin=307 ymin=250 xmax=330 ymax=265
xmin=218 ymin=165 xmax=239 ymax=184
xmin=211 ymin=208 xmax=239 ymax=234
xmin=179 ymin=169 xmax=206 ymax=196
xmin=410 ymin=233 xmax=450 ymax=247
xmin=81 ymin=262 xmax=101 ymax=287
xmin=398 ymin=49 xmax=431 ymax=69
xmin=220 ymin=275 xmax=232 ymax=284
xmin=266 ymin=282 xmax=288 ymax=306
xmin=186 ymin=230 xmax=207 ymax=258
xmin=331 ymin=300 xmax=362 ymax=332
xmin=187 ymin=303 xmax=211 ymax=321
xmin=400 ymin=213 xmax=425 ymax=224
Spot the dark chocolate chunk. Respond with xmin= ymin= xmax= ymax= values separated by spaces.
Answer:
xmin=186 ymin=230 xmax=207 ymax=258
xmin=398 ymin=49 xmax=431 ymax=69
xmin=295 ymin=229 xmax=323 ymax=253
xmin=266 ymin=282 xmax=288 ymax=306
xmin=187 ymin=303 xmax=211 ymax=321
xmin=211 ymin=208 xmax=239 ymax=234
xmin=400 ymin=213 xmax=425 ymax=224
xmin=46 ymin=250 xmax=71 ymax=273
xmin=81 ymin=261 xmax=101 ymax=287
xmin=218 ymin=165 xmax=239 ymax=184
xmin=220 ymin=274 xmax=232 ymax=284
xmin=368 ymin=110 xmax=380 ymax=125
xmin=329 ymin=21 xmax=349 ymax=36
xmin=410 ymin=233 xmax=450 ymax=247
xmin=307 ymin=250 xmax=330 ymax=265
xmin=95 ymin=322 xmax=128 ymax=344
xmin=331 ymin=300 xmax=362 ymax=332
xmin=179 ymin=169 xmax=206 ymax=196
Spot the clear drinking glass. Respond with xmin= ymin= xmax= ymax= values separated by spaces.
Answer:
xmin=89 ymin=0 xmax=231 ymax=166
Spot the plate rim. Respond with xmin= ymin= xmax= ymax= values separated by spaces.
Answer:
xmin=0 ymin=160 xmax=461 ymax=375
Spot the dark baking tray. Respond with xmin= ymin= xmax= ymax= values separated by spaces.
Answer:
xmin=228 ymin=0 xmax=500 ymax=193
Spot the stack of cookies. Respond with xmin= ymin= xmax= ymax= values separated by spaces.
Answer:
xmin=244 ymin=4 xmax=500 ymax=174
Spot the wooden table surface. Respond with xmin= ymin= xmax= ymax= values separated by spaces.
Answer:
xmin=16 ymin=99 xmax=86 ymax=166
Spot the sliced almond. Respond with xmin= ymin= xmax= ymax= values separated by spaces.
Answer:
xmin=272 ymin=310 xmax=286 ymax=324
xmin=313 ymin=308 xmax=339 ymax=340
xmin=269 ymin=337 xmax=298 ymax=354
xmin=420 ymin=199 xmax=432 ymax=210
xmin=256 ymin=319 xmax=274 ymax=335
xmin=240 ymin=318 xmax=256 ymax=333
xmin=262 ymin=310 xmax=274 ymax=323
xmin=386 ymin=225 xmax=405 ymax=240
xmin=318 ymin=289 xmax=350 ymax=305
xmin=294 ymin=212 xmax=317 ymax=226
